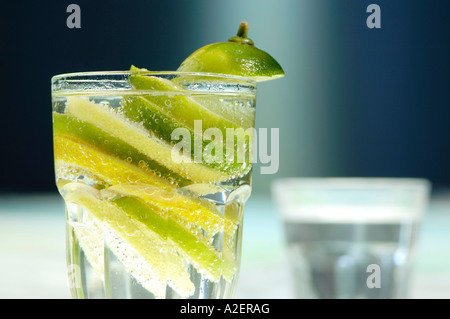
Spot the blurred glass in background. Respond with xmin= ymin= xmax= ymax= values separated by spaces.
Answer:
xmin=272 ymin=178 xmax=431 ymax=299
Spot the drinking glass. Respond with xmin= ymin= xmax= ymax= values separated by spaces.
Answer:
xmin=51 ymin=71 xmax=257 ymax=298
xmin=272 ymin=178 xmax=431 ymax=299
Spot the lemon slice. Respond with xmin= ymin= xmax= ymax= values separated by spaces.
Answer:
xmin=54 ymin=134 xmax=171 ymax=189
xmin=177 ymin=22 xmax=284 ymax=82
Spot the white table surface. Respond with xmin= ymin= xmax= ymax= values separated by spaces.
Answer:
xmin=0 ymin=191 xmax=449 ymax=299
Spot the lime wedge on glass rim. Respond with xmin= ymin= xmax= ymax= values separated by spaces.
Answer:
xmin=177 ymin=21 xmax=285 ymax=82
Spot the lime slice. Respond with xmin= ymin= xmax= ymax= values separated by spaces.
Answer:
xmin=64 ymin=96 xmax=230 ymax=183
xmin=177 ymin=22 xmax=284 ymax=82
xmin=108 ymin=183 xmax=238 ymax=238
xmin=53 ymin=112 xmax=190 ymax=187
xmin=120 ymin=94 xmax=251 ymax=177
xmin=110 ymin=195 xmax=236 ymax=281
xmin=62 ymin=183 xmax=195 ymax=297
xmin=188 ymin=94 xmax=255 ymax=130
xmin=62 ymin=180 xmax=237 ymax=282
xmin=54 ymin=120 xmax=238 ymax=238
xmin=64 ymin=182 xmax=237 ymax=281
xmin=128 ymin=66 xmax=250 ymax=134
xmin=126 ymin=67 xmax=254 ymax=176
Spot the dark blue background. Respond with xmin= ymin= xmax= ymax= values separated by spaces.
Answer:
xmin=0 ymin=0 xmax=449 ymax=193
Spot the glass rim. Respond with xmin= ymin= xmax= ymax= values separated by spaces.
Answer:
xmin=272 ymin=177 xmax=432 ymax=191
xmin=51 ymin=70 xmax=257 ymax=86
xmin=272 ymin=177 xmax=432 ymax=223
